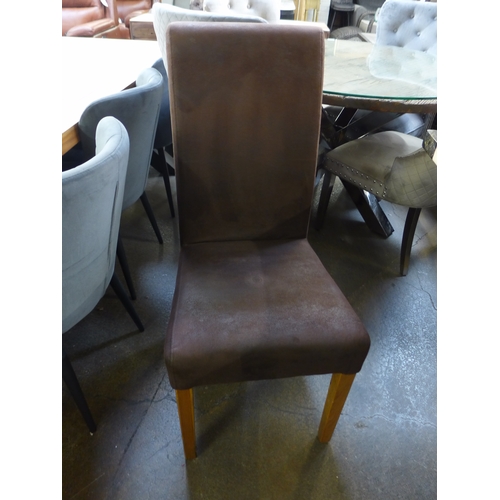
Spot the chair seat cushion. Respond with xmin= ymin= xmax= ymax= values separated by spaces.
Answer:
xmin=165 ymin=239 xmax=370 ymax=389
xmin=325 ymin=131 xmax=437 ymax=208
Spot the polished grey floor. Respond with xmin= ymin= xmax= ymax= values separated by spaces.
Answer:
xmin=62 ymin=168 xmax=437 ymax=500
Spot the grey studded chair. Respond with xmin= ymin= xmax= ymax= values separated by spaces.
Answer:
xmin=78 ymin=67 xmax=164 ymax=300
xmin=163 ymin=22 xmax=371 ymax=460
xmin=63 ymin=117 xmax=144 ymax=433
xmin=323 ymin=129 xmax=437 ymax=275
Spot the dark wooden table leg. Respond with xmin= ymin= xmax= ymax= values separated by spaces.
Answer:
xmin=341 ymin=180 xmax=394 ymax=238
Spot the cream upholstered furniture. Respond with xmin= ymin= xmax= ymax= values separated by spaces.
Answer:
xmin=153 ymin=3 xmax=268 ymax=66
xmin=62 ymin=0 xmax=121 ymax=37
xmin=323 ymin=129 xmax=437 ymax=275
xmin=162 ymin=22 xmax=370 ymax=459
xmin=78 ymin=68 xmax=164 ymax=299
xmin=63 ymin=116 xmax=143 ymax=432
xmin=203 ymin=0 xmax=281 ymax=21
xmin=375 ymin=0 xmax=436 ymax=55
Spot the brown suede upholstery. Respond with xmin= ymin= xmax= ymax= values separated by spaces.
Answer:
xmin=165 ymin=23 xmax=370 ymax=391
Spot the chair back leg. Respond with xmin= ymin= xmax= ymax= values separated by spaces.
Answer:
xmin=110 ymin=274 xmax=145 ymax=331
xmin=400 ymin=207 xmax=422 ymax=276
xmin=318 ymin=373 xmax=356 ymax=443
xmin=62 ymin=348 xmax=97 ymax=433
xmin=151 ymin=149 xmax=176 ymax=217
xmin=139 ymin=192 xmax=164 ymax=244
xmin=116 ymin=235 xmax=137 ymax=300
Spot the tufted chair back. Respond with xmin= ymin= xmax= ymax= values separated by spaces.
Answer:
xmin=203 ymin=0 xmax=281 ymax=23
xmin=375 ymin=0 xmax=436 ymax=55
xmin=153 ymin=3 xmax=268 ymax=72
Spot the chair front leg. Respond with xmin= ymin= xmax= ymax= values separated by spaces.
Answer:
xmin=318 ymin=373 xmax=356 ymax=443
xmin=176 ymin=389 xmax=197 ymax=460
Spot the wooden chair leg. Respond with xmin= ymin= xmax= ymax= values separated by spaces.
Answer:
xmin=400 ymin=207 xmax=421 ymax=276
xmin=175 ymin=389 xmax=197 ymax=460
xmin=318 ymin=373 xmax=356 ymax=443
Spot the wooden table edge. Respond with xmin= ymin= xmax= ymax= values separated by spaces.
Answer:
xmin=321 ymin=94 xmax=437 ymax=114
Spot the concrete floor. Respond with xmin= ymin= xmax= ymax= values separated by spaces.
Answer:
xmin=62 ymin=168 xmax=437 ymax=500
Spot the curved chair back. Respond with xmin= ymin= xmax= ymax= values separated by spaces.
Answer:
xmin=203 ymin=0 xmax=281 ymax=23
xmin=62 ymin=117 xmax=129 ymax=333
xmin=152 ymin=58 xmax=172 ymax=152
xmin=375 ymin=0 xmax=437 ymax=55
xmin=78 ymin=67 xmax=163 ymax=211
xmin=152 ymin=3 xmax=268 ymax=72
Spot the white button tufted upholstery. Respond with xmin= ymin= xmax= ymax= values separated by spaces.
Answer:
xmin=375 ymin=0 xmax=436 ymax=55
xmin=152 ymin=2 xmax=268 ymax=71
xmin=202 ymin=0 xmax=281 ymax=23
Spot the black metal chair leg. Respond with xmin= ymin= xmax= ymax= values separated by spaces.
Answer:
xmin=62 ymin=347 xmax=97 ymax=433
xmin=400 ymin=207 xmax=421 ymax=276
xmin=116 ymin=235 xmax=136 ymax=300
xmin=140 ymin=192 xmax=163 ymax=244
xmin=110 ymin=273 xmax=145 ymax=332
xmin=314 ymin=170 xmax=334 ymax=231
xmin=151 ymin=149 xmax=175 ymax=218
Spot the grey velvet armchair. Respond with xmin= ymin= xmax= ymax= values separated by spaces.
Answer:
xmin=63 ymin=117 xmax=144 ymax=432
xmin=162 ymin=22 xmax=370 ymax=460
xmin=78 ymin=67 xmax=164 ymax=300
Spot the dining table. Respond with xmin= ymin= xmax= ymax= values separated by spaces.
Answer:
xmin=62 ymin=35 xmax=437 ymax=235
xmin=318 ymin=38 xmax=437 ymax=236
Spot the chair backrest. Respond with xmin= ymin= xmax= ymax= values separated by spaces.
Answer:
xmin=375 ymin=0 xmax=436 ymax=55
xmin=151 ymin=58 xmax=172 ymax=150
xmin=166 ymin=22 xmax=325 ymax=245
xmin=62 ymin=117 xmax=129 ymax=333
xmin=202 ymin=0 xmax=281 ymax=23
xmin=78 ymin=67 xmax=163 ymax=211
xmin=152 ymin=3 xmax=267 ymax=72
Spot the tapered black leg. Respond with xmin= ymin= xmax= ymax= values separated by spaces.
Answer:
xmin=151 ymin=149 xmax=175 ymax=218
xmin=110 ymin=273 xmax=145 ymax=332
xmin=314 ymin=170 xmax=334 ymax=231
xmin=341 ymin=180 xmax=394 ymax=238
xmin=140 ymin=192 xmax=163 ymax=244
xmin=62 ymin=347 xmax=97 ymax=433
xmin=400 ymin=207 xmax=421 ymax=276
xmin=116 ymin=235 xmax=136 ymax=300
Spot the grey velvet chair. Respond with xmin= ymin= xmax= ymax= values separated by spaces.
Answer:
xmin=78 ymin=67 xmax=164 ymax=300
xmin=150 ymin=57 xmax=175 ymax=218
xmin=63 ymin=117 xmax=144 ymax=433
xmin=163 ymin=22 xmax=371 ymax=460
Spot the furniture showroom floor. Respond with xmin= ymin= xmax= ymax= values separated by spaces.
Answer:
xmin=62 ymin=168 xmax=437 ymax=500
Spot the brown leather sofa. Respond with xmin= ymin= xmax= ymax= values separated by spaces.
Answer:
xmin=116 ymin=0 xmax=155 ymax=38
xmin=62 ymin=0 xmax=121 ymax=37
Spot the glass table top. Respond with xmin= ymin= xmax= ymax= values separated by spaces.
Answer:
xmin=323 ymin=39 xmax=437 ymax=101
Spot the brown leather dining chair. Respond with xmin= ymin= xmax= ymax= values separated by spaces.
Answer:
xmin=162 ymin=22 xmax=371 ymax=460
